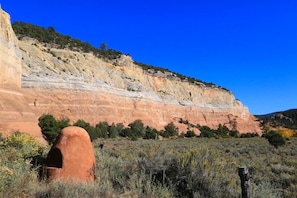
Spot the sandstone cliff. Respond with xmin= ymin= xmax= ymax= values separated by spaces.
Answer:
xmin=0 ymin=8 xmax=261 ymax=137
xmin=0 ymin=8 xmax=22 ymax=87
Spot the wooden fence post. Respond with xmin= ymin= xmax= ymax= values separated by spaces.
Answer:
xmin=238 ymin=166 xmax=251 ymax=198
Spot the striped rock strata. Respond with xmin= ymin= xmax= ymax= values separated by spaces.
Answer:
xmin=0 ymin=8 xmax=261 ymax=138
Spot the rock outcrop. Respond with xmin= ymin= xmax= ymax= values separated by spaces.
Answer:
xmin=0 ymin=8 xmax=39 ymax=139
xmin=0 ymin=8 xmax=261 ymax=137
xmin=0 ymin=8 xmax=21 ymax=87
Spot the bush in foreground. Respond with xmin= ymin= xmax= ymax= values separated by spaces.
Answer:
xmin=265 ymin=130 xmax=286 ymax=148
xmin=0 ymin=132 xmax=46 ymax=196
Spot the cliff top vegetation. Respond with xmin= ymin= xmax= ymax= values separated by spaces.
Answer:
xmin=12 ymin=21 xmax=230 ymax=92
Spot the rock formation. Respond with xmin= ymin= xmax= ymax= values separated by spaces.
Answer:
xmin=0 ymin=8 xmax=40 ymax=139
xmin=0 ymin=8 xmax=261 ymax=137
xmin=0 ymin=8 xmax=21 ymax=87
xmin=44 ymin=126 xmax=96 ymax=182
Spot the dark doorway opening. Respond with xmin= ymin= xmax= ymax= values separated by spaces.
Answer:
xmin=46 ymin=148 xmax=62 ymax=168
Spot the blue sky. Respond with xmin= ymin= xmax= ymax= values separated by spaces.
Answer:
xmin=1 ymin=0 xmax=296 ymax=115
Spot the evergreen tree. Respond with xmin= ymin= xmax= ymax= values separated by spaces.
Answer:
xmin=38 ymin=114 xmax=70 ymax=144
xmin=185 ymin=130 xmax=196 ymax=138
xmin=96 ymin=122 xmax=109 ymax=138
xmin=108 ymin=123 xmax=119 ymax=138
xmin=144 ymin=126 xmax=158 ymax=139
xmin=161 ymin=122 xmax=178 ymax=138
xmin=199 ymin=126 xmax=214 ymax=138
xmin=128 ymin=120 xmax=145 ymax=138
xmin=73 ymin=119 xmax=97 ymax=141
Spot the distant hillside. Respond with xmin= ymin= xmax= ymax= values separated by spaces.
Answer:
xmin=256 ymin=109 xmax=297 ymax=129
xmin=12 ymin=21 xmax=229 ymax=91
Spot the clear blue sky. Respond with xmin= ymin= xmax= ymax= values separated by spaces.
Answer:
xmin=1 ymin=0 xmax=296 ymax=115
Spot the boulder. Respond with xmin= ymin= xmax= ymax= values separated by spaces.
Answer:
xmin=44 ymin=126 xmax=96 ymax=182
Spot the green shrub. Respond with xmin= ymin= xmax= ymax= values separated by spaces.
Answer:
xmin=265 ymin=131 xmax=286 ymax=148
xmin=184 ymin=130 xmax=196 ymax=138
xmin=119 ymin=127 xmax=132 ymax=138
xmin=128 ymin=120 xmax=145 ymax=138
xmin=143 ymin=126 xmax=158 ymax=139
xmin=161 ymin=122 xmax=178 ymax=138
xmin=240 ymin=132 xmax=259 ymax=138
xmin=38 ymin=114 xmax=70 ymax=144
xmin=0 ymin=155 xmax=40 ymax=196
xmin=229 ymin=130 xmax=239 ymax=137
xmin=95 ymin=121 xmax=109 ymax=138
xmin=215 ymin=124 xmax=229 ymax=137
xmin=0 ymin=132 xmax=46 ymax=196
xmin=4 ymin=131 xmax=44 ymax=159
xmin=108 ymin=123 xmax=119 ymax=138
xmin=199 ymin=126 xmax=214 ymax=137
xmin=73 ymin=119 xmax=97 ymax=141
xmin=199 ymin=125 xmax=244 ymax=138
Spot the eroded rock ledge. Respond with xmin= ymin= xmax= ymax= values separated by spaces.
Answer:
xmin=0 ymin=8 xmax=261 ymax=136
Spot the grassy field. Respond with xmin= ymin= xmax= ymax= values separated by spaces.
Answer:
xmin=0 ymin=133 xmax=296 ymax=197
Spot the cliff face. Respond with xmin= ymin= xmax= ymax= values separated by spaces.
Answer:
xmin=0 ymin=8 xmax=261 ymax=137
xmin=0 ymin=9 xmax=22 ymax=87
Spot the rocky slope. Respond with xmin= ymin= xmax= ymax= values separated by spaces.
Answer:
xmin=256 ymin=109 xmax=297 ymax=130
xmin=0 ymin=8 xmax=261 ymax=138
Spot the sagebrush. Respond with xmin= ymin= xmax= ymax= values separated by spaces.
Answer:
xmin=0 ymin=132 xmax=296 ymax=197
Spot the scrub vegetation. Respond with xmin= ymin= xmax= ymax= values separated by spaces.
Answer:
xmin=1 ymin=128 xmax=296 ymax=197
xmin=256 ymin=109 xmax=297 ymax=130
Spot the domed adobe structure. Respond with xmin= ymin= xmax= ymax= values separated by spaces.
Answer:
xmin=44 ymin=126 xmax=96 ymax=182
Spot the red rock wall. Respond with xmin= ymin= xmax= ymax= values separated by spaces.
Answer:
xmin=22 ymin=88 xmax=261 ymax=134
xmin=0 ymin=8 xmax=261 ymax=138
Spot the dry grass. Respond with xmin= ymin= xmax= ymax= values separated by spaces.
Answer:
xmin=1 ymin=134 xmax=296 ymax=197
